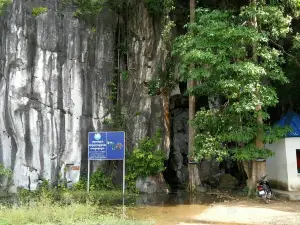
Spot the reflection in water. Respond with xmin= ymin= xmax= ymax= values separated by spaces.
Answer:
xmin=133 ymin=191 xmax=222 ymax=206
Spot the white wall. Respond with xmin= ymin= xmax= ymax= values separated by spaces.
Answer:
xmin=284 ymin=138 xmax=300 ymax=191
xmin=266 ymin=139 xmax=289 ymax=188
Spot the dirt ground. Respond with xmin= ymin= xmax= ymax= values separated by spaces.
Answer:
xmin=128 ymin=197 xmax=300 ymax=225
xmin=184 ymin=199 xmax=300 ymax=225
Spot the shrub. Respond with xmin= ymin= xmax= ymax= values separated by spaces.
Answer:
xmin=126 ymin=130 xmax=166 ymax=191
xmin=73 ymin=170 xmax=116 ymax=191
xmin=32 ymin=7 xmax=48 ymax=17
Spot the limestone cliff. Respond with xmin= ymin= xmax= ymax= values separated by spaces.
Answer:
xmin=0 ymin=0 xmax=166 ymax=192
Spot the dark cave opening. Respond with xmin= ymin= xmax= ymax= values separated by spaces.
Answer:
xmin=163 ymin=83 xmax=247 ymax=191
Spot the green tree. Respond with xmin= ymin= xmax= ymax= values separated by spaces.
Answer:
xmin=173 ymin=1 xmax=292 ymax=194
xmin=187 ymin=0 xmax=201 ymax=191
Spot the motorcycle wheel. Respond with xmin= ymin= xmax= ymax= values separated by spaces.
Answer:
xmin=267 ymin=190 xmax=273 ymax=199
xmin=262 ymin=196 xmax=268 ymax=204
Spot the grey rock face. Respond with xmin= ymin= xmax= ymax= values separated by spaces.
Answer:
xmin=0 ymin=0 xmax=168 ymax=193
xmin=120 ymin=1 xmax=164 ymax=147
xmin=136 ymin=174 xmax=169 ymax=194
xmin=0 ymin=0 xmax=117 ymax=192
xmin=219 ymin=174 xmax=238 ymax=189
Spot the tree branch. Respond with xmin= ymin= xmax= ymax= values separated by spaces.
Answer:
xmin=270 ymin=39 xmax=300 ymax=67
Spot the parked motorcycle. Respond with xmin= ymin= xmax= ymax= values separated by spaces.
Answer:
xmin=257 ymin=174 xmax=273 ymax=203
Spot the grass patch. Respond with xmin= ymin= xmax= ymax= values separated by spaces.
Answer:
xmin=0 ymin=202 xmax=153 ymax=225
xmin=0 ymin=188 xmax=150 ymax=225
xmin=0 ymin=190 xmax=152 ymax=225
xmin=16 ymin=188 xmax=138 ymax=206
xmin=0 ymin=176 xmax=149 ymax=225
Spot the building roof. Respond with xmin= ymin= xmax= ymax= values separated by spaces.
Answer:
xmin=277 ymin=111 xmax=300 ymax=137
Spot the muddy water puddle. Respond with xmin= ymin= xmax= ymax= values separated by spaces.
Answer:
xmin=127 ymin=204 xmax=208 ymax=225
xmin=126 ymin=192 xmax=231 ymax=225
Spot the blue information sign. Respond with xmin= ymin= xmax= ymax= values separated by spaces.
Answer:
xmin=88 ymin=132 xmax=125 ymax=160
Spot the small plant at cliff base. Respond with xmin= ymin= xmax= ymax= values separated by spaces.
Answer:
xmin=73 ymin=170 xmax=116 ymax=191
xmin=32 ymin=7 xmax=48 ymax=17
xmin=0 ymin=0 xmax=11 ymax=15
xmin=0 ymin=164 xmax=12 ymax=192
xmin=173 ymin=3 xmax=293 ymax=193
xmin=0 ymin=164 xmax=12 ymax=178
xmin=126 ymin=130 xmax=166 ymax=191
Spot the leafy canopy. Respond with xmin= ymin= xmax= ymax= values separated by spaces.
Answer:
xmin=173 ymin=4 xmax=292 ymax=162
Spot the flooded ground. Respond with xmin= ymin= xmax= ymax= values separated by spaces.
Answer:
xmin=1 ymin=190 xmax=300 ymax=225
xmin=128 ymin=204 xmax=208 ymax=225
xmin=127 ymin=192 xmax=300 ymax=225
xmin=126 ymin=191 xmax=224 ymax=225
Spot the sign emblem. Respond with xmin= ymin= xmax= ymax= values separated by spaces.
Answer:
xmin=94 ymin=133 xmax=101 ymax=141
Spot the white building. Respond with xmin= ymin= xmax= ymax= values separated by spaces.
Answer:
xmin=266 ymin=112 xmax=300 ymax=191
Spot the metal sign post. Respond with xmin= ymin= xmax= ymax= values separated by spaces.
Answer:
xmin=87 ymin=131 xmax=125 ymax=197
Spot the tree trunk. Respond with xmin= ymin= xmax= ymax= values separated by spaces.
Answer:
xmin=242 ymin=160 xmax=266 ymax=196
xmin=246 ymin=0 xmax=266 ymax=195
xmin=188 ymin=0 xmax=201 ymax=191
xmin=161 ymin=89 xmax=171 ymax=158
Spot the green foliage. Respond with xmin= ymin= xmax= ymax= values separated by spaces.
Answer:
xmin=241 ymin=3 xmax=292 ymax=39
xmin=73 ymin=170 xmax=116 ymax=191
xmin=17 ymin=180 xmax=125 ymax=209
xmin=108 ymin=81 xmax=117 ymax=101
xmin=173 ymin=5 xmax=291 ymax=162
xmin=0 ymin=0 xmax=11 ymax=15
xmin=0 ymin=164 xmax=12 ymax=178
xmin=148 ymin=79 xmax=161 ymax=96
xmin=126 ymin=131 xmax=166 ymax=191
xmin=0 ymin=164 xmax=12 ymax=192
xmin=148 ymin=60 xmax=176 ymax=96
xmin=144 ymin=0 xmax=175 ymax=18
xmin=90 ymin=170 xmax=116 ymax=190
xmin=74 ymin=0 xmax=105 ymax=17
xmin=62 ymin=0 xmax=105 ymax=18
xmin=122 ymin=70 xmax=129 ymax=81
xmin=293 ymin=33 xmax=300 ymax=50
xmin=32 ymin=7 xmax=48 ymax=17
xmin=144 ymin=0 xmax=164 ymax=16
